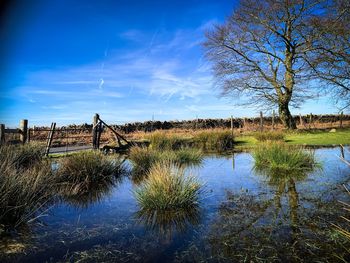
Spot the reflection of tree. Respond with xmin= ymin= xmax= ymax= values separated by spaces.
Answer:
xmin=207 ymin=165 xmax=350 ymax=261
xmin=135 ymin=206 xmax=200 ymax=241
xmin=207 ymin=168 xmax=308 ymax=261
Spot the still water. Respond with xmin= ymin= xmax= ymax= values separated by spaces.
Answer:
xmin=1 ymin=147 xmax=349 ymax=262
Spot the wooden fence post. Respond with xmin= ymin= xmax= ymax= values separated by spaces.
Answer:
xmin=340 ymin=111 xmax=343 ymax=128
xmin=27 ymin=128 xmax=30 ymax=143
xmin=309 ymin=113 xmax=312 ymax=129
xmin=272 ymin=110 xmax=275 ymax=130
xmin=230 ymin=115 xmax=234 ymax=137
xmin=92 ymin=113 xmax=99 ymax=149
xmin=299 ymin=113 xmax=303 ymax=127
xmin=96 ymin=122 xmax=103 ymax=149
xmin=19 ymin=119 xmax=28 ymax=144
xmin=45 ymin=122 xmax=56 ymax=156
xmin=0 ymin=124 xmax=5 ymax=145
xmin=243 ymin=117 xmax=246 ymax=129
xmin=260 ymin=111 xmax=263 ymax=132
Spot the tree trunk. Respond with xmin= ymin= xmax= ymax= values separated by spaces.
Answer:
xmin=278 ymin=101 xmax=297 ymax=129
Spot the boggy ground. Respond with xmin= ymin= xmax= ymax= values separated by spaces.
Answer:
xmin=0 ymin=145 xmax=349 ymax=262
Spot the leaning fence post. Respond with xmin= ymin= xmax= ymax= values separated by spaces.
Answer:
xmin=0 ymin=124 xmax=5 ymax=145
xmin=260 ymin=111 xmax=263 ymax=132
xmin=272 ymin=110 xmax=275 ymax=130
xmin=45 ymin=122 xmax=56 ymax=156
xmin=19 ymin=119 xmax=28 ymax=144
xmin=339 ymin=111 xmax=343 ymax=128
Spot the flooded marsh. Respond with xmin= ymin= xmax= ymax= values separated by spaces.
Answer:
xmin=0 ymin=147 xmax=349 ymax=262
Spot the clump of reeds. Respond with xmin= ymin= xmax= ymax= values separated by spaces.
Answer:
xmin=57 ymin=151 xmax=125 ymax=194
xmin=129 ymin=147 xmax=203 ymax=174
xmin=0 ymin=144 xmax=55 ymax=228
xmin=0 ymin=143 xmax=43 ymax=169
xmin=134 ymin=161 xmax=202 ymax=210
xmin=146 ymin=131 xmax=188 ymax=150
xmin=253 ymin=142 xmax=317 ymax=173
xmin=254 ymin=131 xmax=285 ymax=142
xmin=194 ymin=130 xmax=234 ymax=151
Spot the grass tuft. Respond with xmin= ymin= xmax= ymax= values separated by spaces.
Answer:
xmin=57 ymin=151 xmax=125 ymax=194
xmin=254 ymin=131 xmax=285 ymax=142
xmin=129 ymin=147 xmax=203 ymax=175
xmin=194 ymin=130 xmax=234 ymax=151
xmin=253 ymin=142 xmax=318 ymax=173
xmin=146 ymin=131 xmax=188 ymax=150
xmin=0 ymin=143 xmax=43 ymax=170
xmin=134 ymin=161 xmax=202 ymax=210
xmin=0 ymin=144 xmax=55 ymax=228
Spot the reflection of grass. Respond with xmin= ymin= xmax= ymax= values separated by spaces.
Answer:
xmin=59 ymin=174 xmax=124 ymax=208
xmin=57 ymin=151 xmax=125 ymax=194
xmin=253 ymin=142 xmax=318 ymax=173
xmin=135 ymin=206 xmax=200 ymax=238
xmin=134 ymin=162 xmax=202 ymax=210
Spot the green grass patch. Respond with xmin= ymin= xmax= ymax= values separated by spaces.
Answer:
xmin=253 ymin=142 xmax=318 ymax=175
xmin=253 ymin=131 xmax=285 ymax=142
xmin=235 ymin=128 xmax=350 ymax=149
xmin=134 ymin=161 xmax=202 ymax=210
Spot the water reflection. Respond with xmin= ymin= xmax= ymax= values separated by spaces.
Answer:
xmin=58 ymin=174 xmax=125 ymax=208
xmin=135 ymin=206 xmax=201 ymax=240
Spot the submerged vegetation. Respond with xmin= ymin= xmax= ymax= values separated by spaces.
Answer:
xmin=134 ymin=161 xmax=202 ymax=210
xmin=253 ymin=142 xmax=318 ymax=174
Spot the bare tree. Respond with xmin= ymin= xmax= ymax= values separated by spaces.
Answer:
xmin=306 ymin=0 xmax=350 ymax=111
xmin=204 ymin=0 xmax=325 ymax=129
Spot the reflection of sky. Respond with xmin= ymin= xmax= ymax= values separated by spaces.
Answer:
xmin=0 ymin=0 xmax=345 ymax=127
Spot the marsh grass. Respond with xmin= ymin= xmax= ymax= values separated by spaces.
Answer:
xmin=57 ymin=151 xmax=126 ymax=194
xmin=0 ymin=144 xmax=55 ymax=228
xmin=194 ymin=130 xmax=234 ymax=151
xmin=254 ymin=131 xmax=285 ymax=142
xmin=253 ymin=142 xmax=318 ymax=173
xmin=146 ymin=131 xmax=189 ymax=150
xmin=0 ymin=143 xmax=43 ymax=169
xmin=129 ymin=147 xmax=203 ymax=175
xmin=134 ymin=161 xmax=202 ymax=210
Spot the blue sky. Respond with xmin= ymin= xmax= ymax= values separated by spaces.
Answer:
xmin=0 ymin=0 xmax=342 ymax=127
